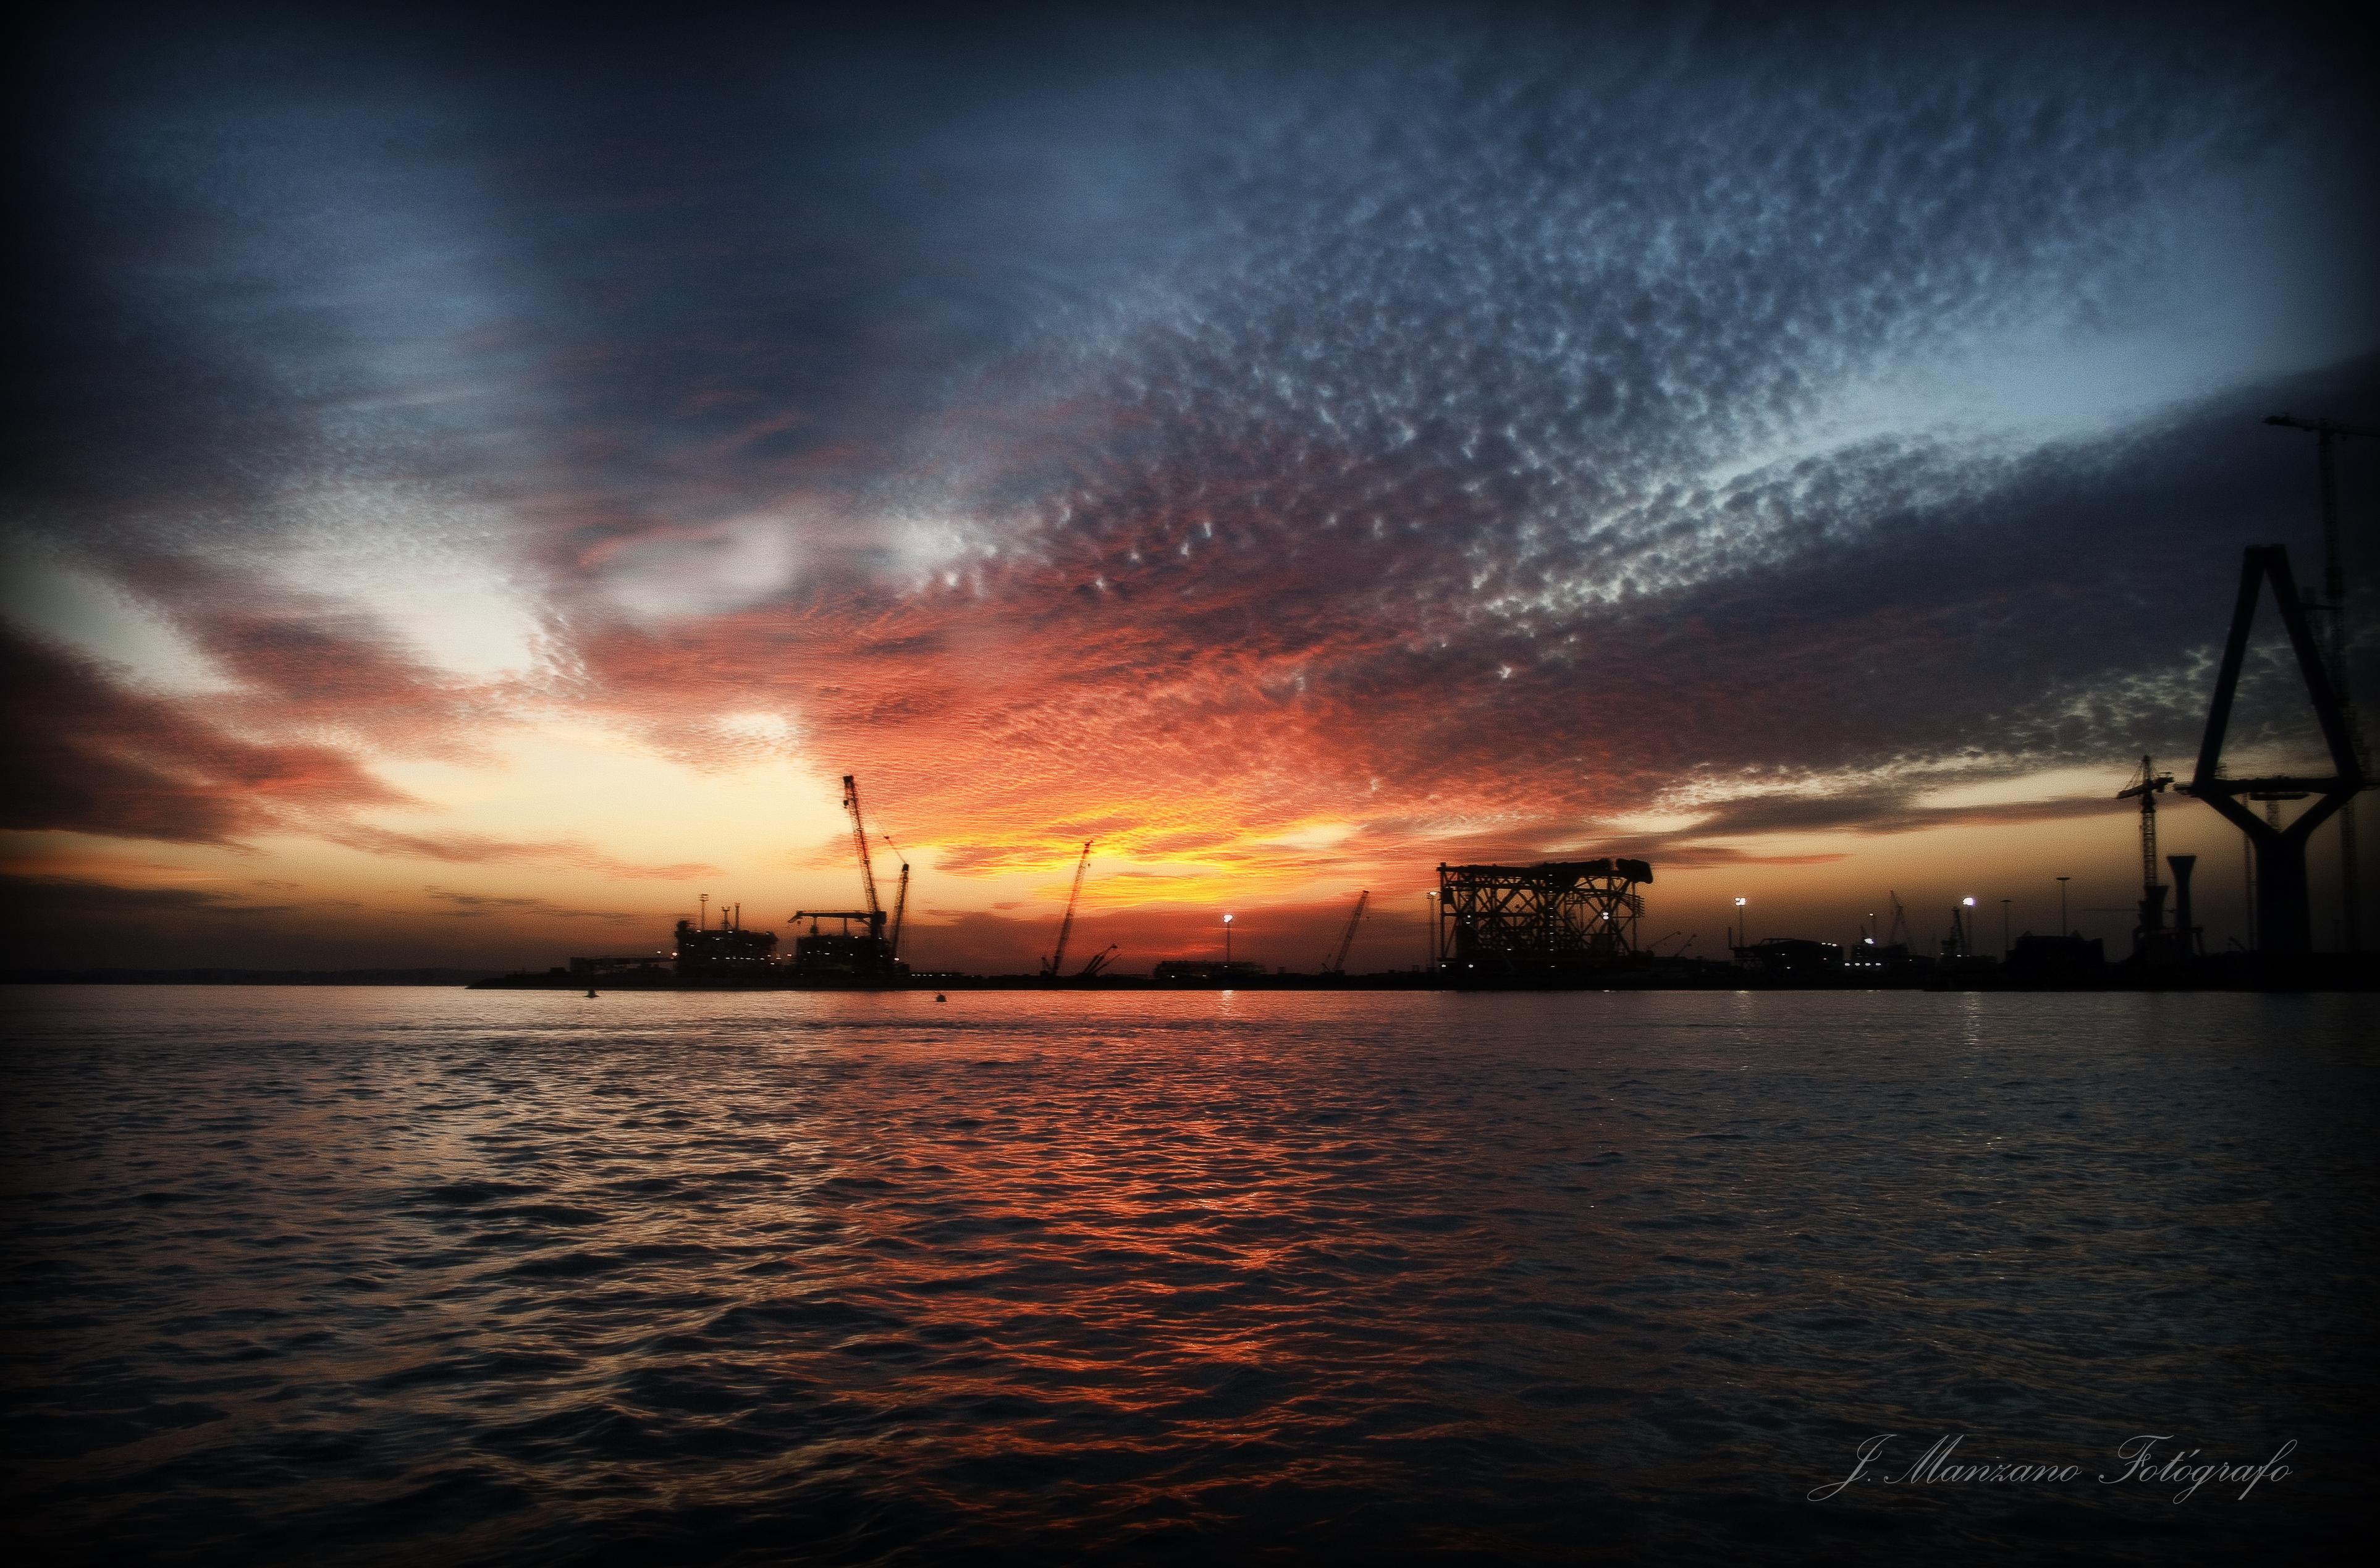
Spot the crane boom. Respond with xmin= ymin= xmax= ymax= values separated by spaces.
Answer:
xmin=879 ymin=833 xmax=909 ymax=959
xmin=1042 ymin=840 xmax=1093 ymax=977
xmin=842 ymin=775 xmax=880 ymax=919
xmin=1322 ymin=890 xmax=1369 ymax=973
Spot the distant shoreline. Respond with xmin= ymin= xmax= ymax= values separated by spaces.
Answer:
xmin=7 ymin=957 xmax=2374 ymax=992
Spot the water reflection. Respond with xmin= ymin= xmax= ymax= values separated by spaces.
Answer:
xmin=1 ymin=988 xmax=2371 ymax=1563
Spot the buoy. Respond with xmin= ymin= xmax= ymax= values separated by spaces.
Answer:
xmin=586 ymin=988 xmax=598 ymax=998
xmin=934 ymin=993 xmax=946 ymax=1002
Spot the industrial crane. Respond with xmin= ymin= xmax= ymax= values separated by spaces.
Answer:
xmin=1076 ymin=945 xmax=1119 ymax=978
xmin=1320 ymin=890 xmax=1369 ymax=974
xmin=845 ymin=775 xmax=881 ymax=922
xmin=1884 ymin=892 xmax=1910 ymax=950
xmin=2117 ymin=755 xmax=2173 ymax=955
xmin=881 ymin=833 xmax=910 ymax=961
xmin=788 ymin=774 xmax=893 ymax=967
xmin=1040 ymin=840 xmax=1094 ymax=978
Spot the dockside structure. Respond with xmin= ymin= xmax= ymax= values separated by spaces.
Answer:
xmin=1436 ymin=858 xmax=1652 ymax=974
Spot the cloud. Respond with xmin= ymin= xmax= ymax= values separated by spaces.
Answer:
xmin=328 ymin=825 xmax=718 ymax=880
xmin=0 ymin=875 xmax=295 ymax=920
xmin=0 ymin=625 xmax=409 ymax=843
xmin=421 ymin=885 xmax=643 ymax=920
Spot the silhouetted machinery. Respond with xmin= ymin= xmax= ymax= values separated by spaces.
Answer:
xmin=1320 ymin=890 xmax=1369 ymax=974
xmin=789 ymin=774 xmax=908 ymax=979
xmin=2177 ymin=546 xmax=2370 ymax=956
xmin=1435 ymin=858 xmax=1650 ymax=972
xmin=1041 ymin=840 xmax=1094 ymax=979
xmin=2116 ymin=756 xmax=2174 ymax=962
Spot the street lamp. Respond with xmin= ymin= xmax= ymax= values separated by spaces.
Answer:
xmin=1223 ymin=912 xmax=1234 ymax=967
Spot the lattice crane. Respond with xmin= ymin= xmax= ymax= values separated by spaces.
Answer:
xmin=1041 ymin=840 xmax=1094 ymax=978
xmin=1320 ymin=890 xmax=1369 ymax=974
xmin=842 ymin=775 xmax=881 ymax=922
xmin=880 ymin=833 xmax=909 ymax=961
xmin=2117 ymin=756 xmax=2172 ymax=907
xmin=2117 ymin=755 xmax=2175 ymax=956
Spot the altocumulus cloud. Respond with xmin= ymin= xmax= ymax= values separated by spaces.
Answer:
xmin=3 ymin=2 xmax=2374 ymax=896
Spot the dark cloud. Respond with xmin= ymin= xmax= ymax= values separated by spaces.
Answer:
xmin=421 ymin=886 xmax=643 ymax=921
xmin=0 ymin=625 xmax=408 ymax=843
xmin=328 ymin=826 xmax=718 ymax=881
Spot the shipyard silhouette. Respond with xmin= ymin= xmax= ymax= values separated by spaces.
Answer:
xmin=479 ymin=517 xmax=2375 ymax=998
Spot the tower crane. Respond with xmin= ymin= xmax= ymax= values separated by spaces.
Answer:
xmin=1040 ymin=840 xmax=1094 ymax=978
xmin=1884 ymin=892 xmax=1910 ymax=950
xmin=1320 ymin=890 xmax=1369 ymax=974
xmin=2117 ymin=755 xmax=2173 ymax=957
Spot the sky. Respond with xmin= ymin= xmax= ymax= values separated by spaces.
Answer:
xmin=4 ymin=1 xmax=2377 ymax=974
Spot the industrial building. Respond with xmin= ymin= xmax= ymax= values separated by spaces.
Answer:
xmin=673 ymin=906 xmax=779 ymax=978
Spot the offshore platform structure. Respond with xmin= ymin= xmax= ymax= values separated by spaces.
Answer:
xmin=2179 ymin=546 xmax=2369 ymax=956
xmin=788 ymin=774 xmax=908 ymax=979
xmin=1435 ymin=858 xmax=1651 ymax=974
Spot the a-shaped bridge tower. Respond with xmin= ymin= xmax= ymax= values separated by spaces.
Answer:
xmin=2180 ymin=546 xmax=2369 ymax=956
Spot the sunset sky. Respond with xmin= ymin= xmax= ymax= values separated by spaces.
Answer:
xmin=6 ymin=2 xmax=2376 ymax=974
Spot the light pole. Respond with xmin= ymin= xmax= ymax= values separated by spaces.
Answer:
xmin=2056 ymin=875 xmax=2070 ymax=938
xmin=1223 ymin=913 xmax=1234 ymax=967
xmin=1424 ymin=891 xmax=1438 ymax=971
xmin=2000 ymin=897 xmax=2011 ymax=958
xmin=1960 ymin=895 xmax=1977 ymax=956
xmin=1733 ymin=896 xmax=1747 ymax=950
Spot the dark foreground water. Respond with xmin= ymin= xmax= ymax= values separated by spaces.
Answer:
xmin=2 ymin=988 xmax=2373 ymax=1566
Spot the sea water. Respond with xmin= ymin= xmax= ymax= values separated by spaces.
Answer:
xmin=2 ymin=987 xmax=2371 ymax=1564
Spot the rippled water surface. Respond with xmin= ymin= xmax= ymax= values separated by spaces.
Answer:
xmin=3 ymin=987 xmax=2373 ymax=1564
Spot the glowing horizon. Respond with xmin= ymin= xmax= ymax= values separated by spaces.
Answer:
xmin=5 ymin=6 xmax=2376 ymax=973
